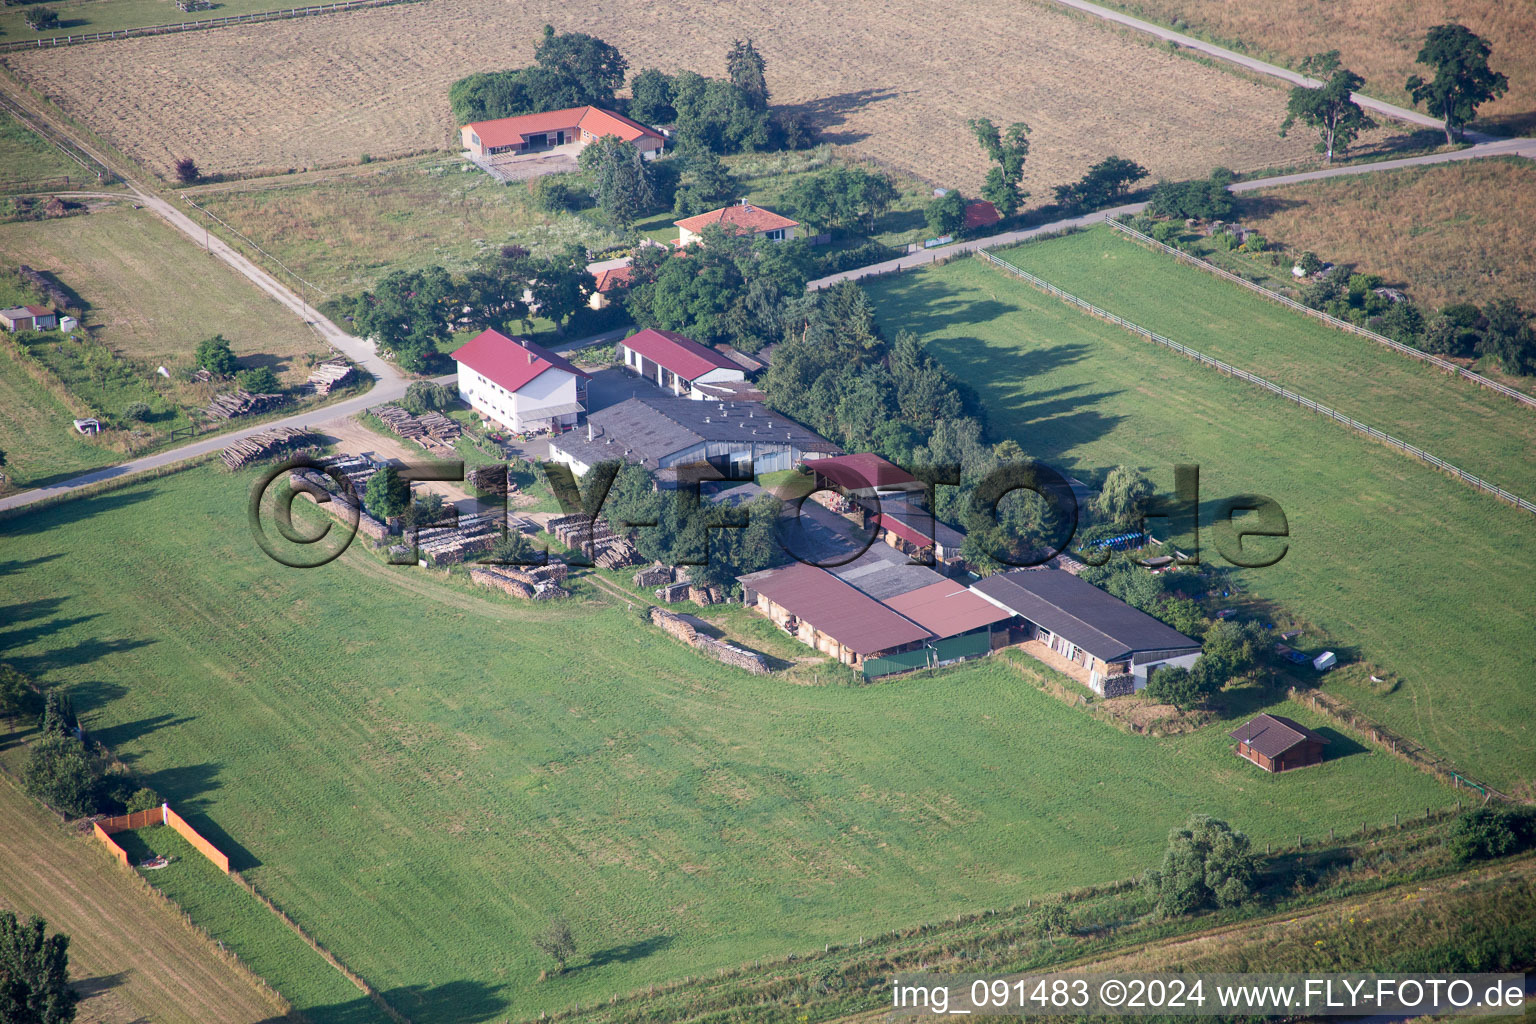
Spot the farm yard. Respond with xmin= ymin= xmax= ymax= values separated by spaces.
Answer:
xmin=5 ymin=0 xmax=1351 ymax=191
xmin=992 ymin=225 xmax=1536 ymax=498
xmin=1094 ymin=0 xmax=1536 ymax=133
xmin=860 ymin=251 xmax=1536 ymax=794
xmin=1231 ymin=157 xmax=1536 ymax=310
xmin=0 ymin=463 xmax=1453 ymax=1020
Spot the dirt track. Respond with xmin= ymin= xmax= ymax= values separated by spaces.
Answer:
xmin=0 ymin=774 xmax=289 ymax=1024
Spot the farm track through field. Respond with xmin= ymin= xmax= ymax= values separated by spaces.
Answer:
xmin=0 ymin=775 xmax=292 ymax=1024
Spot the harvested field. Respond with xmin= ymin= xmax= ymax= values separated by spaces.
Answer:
xmin=1099 ymin=0 xmax=1536 ymax=133
xmin=7 ymin=0 xmax=1350 ymax=191
xmin=1235 ymin=156 xmax=1536 ymax=310
xmin=0 ymin=205 xmax=328 ymax=377
xmin=0 ymin=776 xmax=291 ymax=1024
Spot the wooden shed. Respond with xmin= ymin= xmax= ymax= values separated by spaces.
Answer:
xmin=1230 ymin=713 xmax=1328 ymax=772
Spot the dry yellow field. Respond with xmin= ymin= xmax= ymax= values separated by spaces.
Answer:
xmin=1238 ymin=156 xmax=1536 ymax=309
xmin=1104 ymin=0 xmax=1536 ymax=133
xmin=5 ymin=0 xmax=1344 ymax=192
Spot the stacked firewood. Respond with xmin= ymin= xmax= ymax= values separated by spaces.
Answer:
xmin=205 ymin=389 xmax=287 ymax=420
xmin=221 ymin=427 xmax=314 ymax=469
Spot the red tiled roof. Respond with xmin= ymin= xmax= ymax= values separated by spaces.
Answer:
xmin=465 ymin=106 xmax=662 ymax=150
xmin=451 ymin=328 xmax=588 ymax=394
xmin=740 ymin=562 xmax=932 ymax=655
xmin=620 ymin=328 xmax=740 ymax=381
xmin=809 ymin=453 xmax=917 ymax=492
xmin=881 ymin=580 xmax=1011 ymax=640
xmin=674 ymin=203 xmax=798 ymax=236
xmin=963 ymin=200 xmax=1000 ymax=230
xmin=592 ymin=266 xmax=634 ymax=293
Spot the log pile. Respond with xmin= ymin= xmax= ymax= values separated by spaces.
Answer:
xmin=374 ymin=405 xmax=458 ymax=452
xmin=655 ymin=581 xmax=692 ymax=604
xmin=418 ymin=411 xmax=460 ymax=443
xmin=689 ymin=584 xmax=725 ymax=606
xmin=306 ymin=360 xmax=355 ymax=395
xmin=413 ymin=511 xmax=502 ymax=565
xmin=221 ymin=427 xmax=315 ymax=469
xmin=548 ymin=513 xmax=638 ymax=568
xmin=288 ymin=462 xmax=389 ymax=541
xmin=649 ymin=608 xmax=770 ymax=675
xmin=469 ymin=565 xmax=570 ymax=600
xmin=205 ymin=389 xmax=286 ymax=420
xmin=633 ymin=563 xmax=673 ymax=589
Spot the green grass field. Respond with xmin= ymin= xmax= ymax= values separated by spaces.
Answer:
xmin=0 ymin=108 xmax=81 ymax=186
xmin=0 ymin=0 xmax=314 ymax=39
xmin=862 ymin=249 xmax=1536 ymax=794
xmin=993 ymin=227 xmax=1536 ymax=499
xmin=0 ymin=464 xmax=1451 ymax=1021
xmin=109 ymin=826 xmax=389 ymax=1024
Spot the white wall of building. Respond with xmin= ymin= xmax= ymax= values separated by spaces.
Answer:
xmin=458 ymin=364 xmax=578 ymax=432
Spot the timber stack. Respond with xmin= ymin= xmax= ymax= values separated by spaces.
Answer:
xmin=306 ymin=360 xmax=355 ymax=395
xmin=222 ymin=427 xmax=315 ymax=469
xmin=206 ymin=389 xmax=287 ymax=420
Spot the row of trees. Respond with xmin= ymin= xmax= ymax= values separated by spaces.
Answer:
xmin=449 ymin=26 xmax=628 ymax=124
xmin=1280 ymin=25 xmax=1507 ymax=164
xmin=347 ymin=244 xmax=593 ymax=372
xmin=11 ymin=679 xmax=161 ymax=819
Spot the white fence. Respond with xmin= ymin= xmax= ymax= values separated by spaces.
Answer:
xmin=1106 ymin=218 xmax=1536 ymax=411
xmin=976 ymin=249 xmax=1536 ymax=518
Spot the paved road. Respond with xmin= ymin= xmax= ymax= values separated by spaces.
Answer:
xmin=1044 ymin=0 xmax=1488 ymax=141
xmin=807 ymin=135 xmax=1536 ymax=291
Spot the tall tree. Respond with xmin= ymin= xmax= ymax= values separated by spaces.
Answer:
xmin=1092 ymin=465 xmax=1154 ymax=528
xmin=1279 ymin=52 xmax=1376 ymax=164
xmin=725 ymin=39 xmax=769 ymax=111
xmin=351 ymin=267 xmax=455 ymax=373
xmin=627 ymin=68 xmax=676 ymax=125
xmin=1476 ymin=297 xmax=1536 ymax=376
xmin=526 ymin=246 xmax=595 ymax=332
xmin=533 ymin=25 xmax=628 ymax=103
xmin=0 ymin=913 xmax=77 ymax=1024
xmin=580 ymin=136 xmax=656 ymax=228
xmin=925 ymin=190 xmax=966 ymax=236
xmin=1406 ymin=24 xmax=1508 ymax=142
xmin=195 ymin=334 xmax=238 ymax=377
xmin=533 ymin=916 xmax=577 ymax=974
xmin=967 ymin=117 xmax=1031 ymax=216
xmin=364 ymin=465 xmax=409 ymax=520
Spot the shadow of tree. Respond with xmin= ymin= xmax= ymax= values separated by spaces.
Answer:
xmin=784 ymin=87 xmax=898 ymax=145
xmin=0 ymin=484 xmax=158 ymax=535
xmin=572 ymin=932 xmax=674 ymax=972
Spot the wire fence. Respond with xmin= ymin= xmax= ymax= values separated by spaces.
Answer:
xmin=0 ymin=94 xmax=113 ymax=183
xmin=1106 ymin=218 xmax=1536 ymax=411
xmin=0 ymin=0 xmax=424 ymax=51
xmin=976 ymin=248 xmax=1536 ymax=517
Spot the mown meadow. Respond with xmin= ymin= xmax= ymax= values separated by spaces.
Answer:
xmin=0 ymin=464 xmax=1451 ymax=1020
xmin=863 ymin=246 xmax=1536 ymax=794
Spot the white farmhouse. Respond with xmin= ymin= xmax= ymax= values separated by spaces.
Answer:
xmin=451 ymin=328 xmax=588 ymax=433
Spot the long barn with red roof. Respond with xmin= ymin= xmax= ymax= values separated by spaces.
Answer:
xmin=617 ymin=328 xmax=747 ymax=399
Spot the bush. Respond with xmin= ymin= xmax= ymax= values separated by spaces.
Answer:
xmin=124 ymin=787 xmax=162 ymax=814
xmin=24 ymin=5 xmax=58 ymax=29
xmin=1447 ymin=807 xmax=1536 ymax=865
xmin=122 ymin=402 xmax=151 ymax=422
xmin=1210 ymin=230 xmax=1239 ymax=251
xmin=235 ymin=366 xmax=281 ymax=394
xmin=1144 ymin=665 xmax=1201 ymax=709
xmin=1297 ymin=251 xmax=1324 ymax=276
xmin=1144 ymin=814 xmax=1257 ymax=916
xmin=813 ymin=240 xmax=899 ymax=277
xmin=23 ymin=733 xmax=100 ymax=818
xmin=400 ymin=380 xmax=454 ymax=416
xmin=1033 ymin=903 xmax=1070 ymax=937
xmin=195 ymin=334 xmax=238 ymax=377
xmin=1150 ymin=221 xmax=1179 ymax=244
xmin=1240 ymin=233 xmax=1266 ymax=253
xmin=528 ymin=174 xmax=584 ymax=213
xmin=173 ymin=156 xmax=201 ymax=184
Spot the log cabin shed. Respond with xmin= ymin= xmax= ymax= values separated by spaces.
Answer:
xmin=1230 ymin=713 xmax=1328 ymax=772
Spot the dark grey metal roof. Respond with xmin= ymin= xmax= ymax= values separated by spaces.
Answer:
xmin=550 ymin=394 xmax=833 ymax=470
xmin=970 ymin=569 xmax=1201 ymax=663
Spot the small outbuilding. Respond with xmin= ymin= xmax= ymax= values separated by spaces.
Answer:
xmin=0 ymin=305 xmax=57 ymax=332
xmin=1230 ymin=713 xmax=1328 ymax=772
